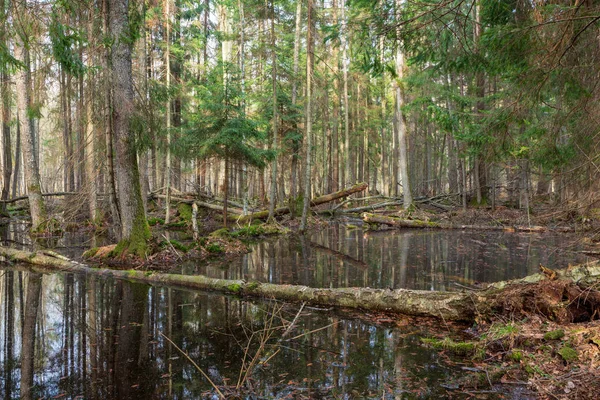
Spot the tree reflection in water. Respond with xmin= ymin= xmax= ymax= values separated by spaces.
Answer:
xmin=0 ymin=269 xmax=465 ymax=399
xmin=189 ymin=226 xmax=588 ymax=291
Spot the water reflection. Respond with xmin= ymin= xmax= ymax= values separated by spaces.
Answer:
xmin=191 ymin=226 xmax=588 ymax=291
xmin=0 ymin=269 xmax=466 ymax=399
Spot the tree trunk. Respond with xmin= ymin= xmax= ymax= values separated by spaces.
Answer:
xmin=164 ymin=0 xmax=172 ymax=224
xmin=1 ymin=71 xmax=10 ymax=215
xmin=13 ymin=0 xmax=47 ymax=230
xmin=109 ymin=0 xmax=150 ymax=256
xmin=341 ymin=2 xmax=351 ymax=187
xmin=289 ymin=0 xmax=302 ymax=199
xmin=104 ymin=0 xmax=120 ymax=231
xmin=394 ymin=0 xmax=412 ymax=209
xmin=300 ymin=0 xmax=314 ymax=232
xmin=268 ymin=0 xmax=278 ymax=222
xmin=86 ymin=10 xmax=98 ymax=222
xmin=20 ymin=272 xmax=42 ymax=400
xmin=0 ymin=0 xmax=10 ymax=214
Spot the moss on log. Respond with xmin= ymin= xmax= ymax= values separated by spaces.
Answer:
xmin=363 ymin=213 xmax=574 ymax=232
xmin=2 ymin=245 xmax=599 ymax=323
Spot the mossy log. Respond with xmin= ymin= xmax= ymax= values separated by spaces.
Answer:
xmin=2 ymin=245 xmax=599 ymax=322
xmin=363 ymin=213 xmax=574 ymax=232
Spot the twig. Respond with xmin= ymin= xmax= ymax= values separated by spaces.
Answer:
xmin=281 ymin=302 xmax=306 ymax=339
xmin=286 ymin=322 xmax=338 ymax=341
xmin=159 ymin=331 xmax=225 ymax=399
xmin=161 ymin=234 xmax=182 ymax=260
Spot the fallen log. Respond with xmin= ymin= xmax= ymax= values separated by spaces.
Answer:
xmin=362 ymin=213 xmax=575 ymax=233
xmin=0 ymin=192 xmax=77 ymax=204
xmin=0 ymin=245 xmax=469 ymax=320
xmin=151 ymin=194 xmax=245 ymax=216
xmin=235 ymin=182 xmax=368 ymax=223
xmin=152 ymin=183 xmax=368 ymax=223
xmin=2 ymin=245 xmax=599 ymax=322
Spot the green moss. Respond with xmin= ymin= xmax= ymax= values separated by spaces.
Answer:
xmin=508 ymin=350 xmax=523 ymax=362
xmin=558 ymin=346 xmax=578 ymax=362
xmin=421 ymin=338 xmax=477 ymax=356
xmin=209 ymin=228 xmax=230 ymax=238
xmin=524 ymin=365 xmax=536 ymax=376
xmin=177 ymin=203 xmax=193 ymax=222
xmin=247 ymin=281 xmax=260 ymax=290
xmin=206 ymin=243 xmax=224 ymax=254
xmin=147 ymin=217 xmax=165 ymax=226
xmin=227 ymin=283 xmax=242 ymax=293
xmin=113 ymin=211 xmax=151 ymax=258
xmin=543 ymin=329 xmax=565 ymax=340
xmin=82 ymin=247 xmax=99 ymax=259
xmin=169 ymin=239 xmax=189 ymax=253
xmin=346 ymin=224 xmax=358 ymax=230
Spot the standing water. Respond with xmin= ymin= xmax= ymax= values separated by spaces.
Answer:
xmin=0 ymin=269 xmax=488 ymax=399
xmin=0 ymin=223 xmax=586 ymax=398
xmin=188 ymin=225 xmax=588 ymax=291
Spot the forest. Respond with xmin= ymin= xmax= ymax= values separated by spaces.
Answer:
xmin=0 ymin=0 xmax=600 ymax=398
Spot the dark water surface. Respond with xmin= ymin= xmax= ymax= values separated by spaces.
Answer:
xmin=188 ymin=225 xmax=589 ymax=291
xmin=0 ymin=269 xmax=483 ymax=399
xmin=0 ymin=223 xmax=586 ymax=398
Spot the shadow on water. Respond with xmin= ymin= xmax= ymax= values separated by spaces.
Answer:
xmin=0 ymin=267 xmax=533 ymax=399
xmin=186 ymin=225 xmax=590 ymax=291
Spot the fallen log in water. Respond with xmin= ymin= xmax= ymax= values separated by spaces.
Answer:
xmin=2 ymin=245 xmax=599 ymax=322
xmin=362 ymin=213 xmax=575 ymax=232
xmin=0 ymin=245 xmax=470 ymax=320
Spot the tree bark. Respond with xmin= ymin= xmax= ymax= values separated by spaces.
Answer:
xmin=268 ymin=0 xmax=278 ymax=222
xmin=109 ymin=0 xmax=150 ymax=256
xmin=86 ymin=10 xmax=98 ymax=222
xmin=1 ymin=71 xmax=10 ymax=215
xmin=300 ymin=0 xmax=314 ymax=232
xmin=13 ymin=0 xmax=47 ymax=230
xmin=0 ymin=0 xmax=9 ymax=215
xmin=394 ymin=0 xmax=412 ymax=209
xmin=289 ymin=1 xmax=302 ymax=199
xmin=164 ymin=0 xmax=172 ymax=224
